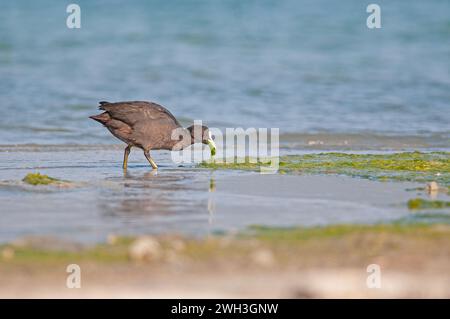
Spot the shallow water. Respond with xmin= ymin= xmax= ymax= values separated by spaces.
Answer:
xmin=2 ymin=146 xmax=447 ymax=243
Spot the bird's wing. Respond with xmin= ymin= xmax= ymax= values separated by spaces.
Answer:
xmin=98 ymin=101 xmax=181 ymax=127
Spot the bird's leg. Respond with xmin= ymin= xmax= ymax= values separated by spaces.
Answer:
xmin=144 ymin=150 xmax=158 ymax=170
xmin=123 ymin=145 xmax=132 ymax=170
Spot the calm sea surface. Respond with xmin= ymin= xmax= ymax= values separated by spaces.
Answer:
xmin=0 ymin=0 xmax=449 ymax=146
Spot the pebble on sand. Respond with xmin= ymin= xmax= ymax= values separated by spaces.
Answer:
xmin=250 ymin=248 xmax=275 ymax=268
xmin=128 ymin=236 xmax=162 ymax=261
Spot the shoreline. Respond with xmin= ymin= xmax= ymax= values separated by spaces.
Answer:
xmin=1 ymin=129 xmax=450 ymax=153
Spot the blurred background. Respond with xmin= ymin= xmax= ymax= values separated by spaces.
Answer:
xmin=0 ymin=2 xmax=449 ymax=298
xmin=0 ymin=0 xmax=449 ymax=146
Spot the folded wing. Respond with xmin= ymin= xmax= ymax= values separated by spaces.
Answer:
xmin=99 ymin=101 xmax=181 ymax=128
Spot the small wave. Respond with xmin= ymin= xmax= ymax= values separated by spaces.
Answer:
xmin=279 ymin=132 xmax=450 ymax=151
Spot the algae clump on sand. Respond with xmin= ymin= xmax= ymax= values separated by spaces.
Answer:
xmin=407 ymin=198 xmax=450 ymax=210
xmin=22 ymin=173 xmax=62 ymax=186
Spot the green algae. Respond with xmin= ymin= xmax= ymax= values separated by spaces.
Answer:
xmin=22 ymin=173 xmax=71 ymax=186
xmin=23 ymin=173 xmax=60 ymax=185
xmin=200 ymin=152 xmax=450 ymax=185
xmin=245 ymin=223 xmax=450 ymax=244
xmin=400 ymin=213 xmax=450 ymax=224
xmin=407 ymin=198 xmax=450 ymax=210
xmin=1 ymin=241 xmax=130 ymax=264
xmin=199 ymin=157 xmax=270 ymax=170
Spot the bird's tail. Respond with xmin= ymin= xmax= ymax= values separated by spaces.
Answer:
xmin=89 ymin=112 xmax=110 ymax=124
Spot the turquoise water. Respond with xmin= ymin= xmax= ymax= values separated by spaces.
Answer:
xmin=0 ymin=0 xmax=449 ymax=145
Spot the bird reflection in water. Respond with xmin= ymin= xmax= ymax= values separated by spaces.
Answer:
xmin=208 ymin=175 xmax=216 ymax=227
xmin=123 ymin=168 xmax=158 ymax=179
xmin=99 ymin=170 xmax=218 ymax=236
xmin=101 ymin=171 xmax=188 ymax=217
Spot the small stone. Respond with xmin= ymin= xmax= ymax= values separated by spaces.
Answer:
xmin=427 ymin=182 xmax=439 ymax=192
xmin=2 ymin=247 xmax=15 ymax=260
xmin=129 ymin=236 xmax=161 ymax=261
xmin=250 ymin=248 xmax=275 ymax=268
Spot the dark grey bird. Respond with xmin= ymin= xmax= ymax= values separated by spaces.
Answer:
xmin=90 ymin=101 xmax=216 ymax=170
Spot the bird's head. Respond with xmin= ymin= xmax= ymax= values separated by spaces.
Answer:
xmin=187 ymin=125 xmax=216 ymax=156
